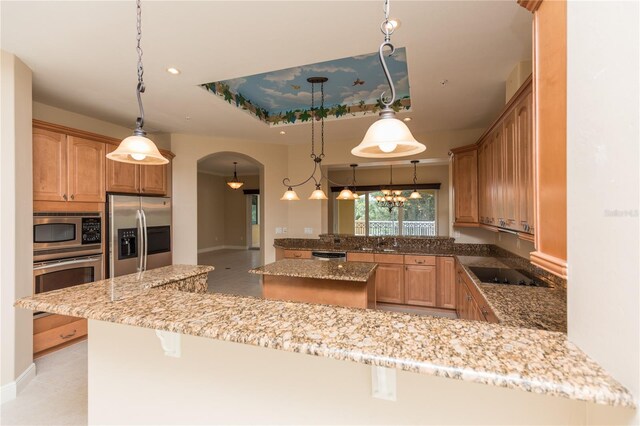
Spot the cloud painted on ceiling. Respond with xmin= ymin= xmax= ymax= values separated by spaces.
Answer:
xmin=200 ymin=48 xmax=411 ymax=126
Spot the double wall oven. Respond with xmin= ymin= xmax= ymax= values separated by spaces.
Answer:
xmin=33 ymin=213 xmax=103 ymax=317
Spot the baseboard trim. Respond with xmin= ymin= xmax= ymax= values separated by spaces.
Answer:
xmin=198 ymin=245 xmax=249 ymax=254
xmin=1 ymin=362 xmax=36 ymax=404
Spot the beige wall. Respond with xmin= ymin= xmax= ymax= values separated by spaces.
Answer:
xmin=32 ymin=101 xmax=171 ymax=149
xmin=567 ymin=1 xmax=640 ymax=421
xmin=286 ymin=127 xmax=484 ymax=238
xmin=505 ymin=60 xmax=532 ymax=103
xmin=171 ymin=134 xmax=288 ymax=265
xmin=197 ymin=173 xmax=225 ymax=251
xmin=1 ymin=52 xmax=34 ymax=393
xmin=328 ymin=164 xmax=450 ymax=236
xmin=88 ymin=320 xmax=634 ymax=425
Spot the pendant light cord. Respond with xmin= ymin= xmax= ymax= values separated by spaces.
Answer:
xmin=134 ymin=0 xmax=146 ymax=134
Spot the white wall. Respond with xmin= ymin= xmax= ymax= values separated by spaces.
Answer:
xmin=171 ymin=134 xmax=288 ymax=264
xmin=0 ymin=51 xmax=34 ymax=397
xmin=88 ymin=320 xmax=634 ymax=425
xmin=566 ymin=0 xmax=640 ymax=420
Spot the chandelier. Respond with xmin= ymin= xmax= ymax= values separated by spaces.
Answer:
xmin=106 ymin=0 xmax=168 ymax=165
xmin=351 ymin=0 xmax=426 ymax=158
xmin=375 ymin=165 xmax=407 ymax=211
xmin=227 ymin=162 xmax=244 ymax=190
xmin=281 ymin=77 xmax=330 ymax=201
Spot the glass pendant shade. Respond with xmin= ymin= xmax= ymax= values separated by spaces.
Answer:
xmin=309 ymin=186 xmax=328 ymax=200
xmin=107 ymin=134 xmax=168 ymax=165
xmin=337 ymin=188 xmax=355 ymax=200
xmin=352 ymin=110 xmax=426 ymax=158
xmin=281 ymin=187 xmax=300 ymax=201
xmin=410 ymin=190 xmax=422 ymax=199
xmin=227 ymin=181 xmax=244 ymax=190
xmin=227 ymin=162 xmax=244 ymax=190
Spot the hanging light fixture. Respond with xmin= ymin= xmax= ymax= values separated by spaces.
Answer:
xmin=227 ymin=162 xmax=244 ymax=190
xmin=351 ymin=0 xmax=426 ymax=159
xmin=375 ymin=165 xmax=407 ymax=211
xmin=409 ymin=160 xmax=422 ymax=199
xmin=336 ymin=164 xmax=360 ymax=200
xmin=106 ymin=0 xmax=168 ymax=165
xmin=281 ymin=77 xmax=331 ymax=201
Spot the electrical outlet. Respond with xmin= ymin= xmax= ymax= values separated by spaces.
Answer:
xmin=275 ymin=227 xmax=283 ymax=234
xmin=304 ymin=227 xmax=313 ymax=234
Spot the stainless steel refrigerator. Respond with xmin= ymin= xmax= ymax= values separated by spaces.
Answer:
xmin=108 ymin=195 xmax=172 ymax=277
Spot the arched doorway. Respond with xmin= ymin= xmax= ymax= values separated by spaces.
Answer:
xmin=196 ymin=152 xmax=264 ymax=297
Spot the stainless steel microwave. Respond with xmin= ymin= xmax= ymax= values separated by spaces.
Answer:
xmin=33 ymin=212 xmax=102 ymax=262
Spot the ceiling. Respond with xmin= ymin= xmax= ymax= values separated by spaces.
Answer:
xmin=203 ymin=47 xmax=410 ymax=125
xmin=1 ymin=1 xmax=532 ymax=146
xmin=198 ymin=153 xmax=260 ymax=176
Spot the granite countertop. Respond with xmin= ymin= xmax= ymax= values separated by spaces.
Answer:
xmin=249 ymin=259 xmax=377 ymax=282
xmin=456 ymin=256 xmax=567 ymax=333
xmin=15 ymin=277 xmax=634 ymax=408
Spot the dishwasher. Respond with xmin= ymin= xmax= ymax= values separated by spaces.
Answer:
xmin=311 ymin=251 xmax=347 ymax=261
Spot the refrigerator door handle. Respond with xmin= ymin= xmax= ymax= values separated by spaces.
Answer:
xmin=136 ymin=209 xmax=144 ymax=272
xmin=141 ymin=209 xmax=148 ymax=271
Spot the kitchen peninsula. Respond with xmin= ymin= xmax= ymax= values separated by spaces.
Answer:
xmin=250 ymin=259 xmax=377 ymax=309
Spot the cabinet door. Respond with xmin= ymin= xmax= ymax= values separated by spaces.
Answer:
xmin=139 ymin=157 xmax=169 ymax=195
xmin=502 ymin=109 xmax=518 ymax=229
xmin=436 ymin=257 xmax=456 ymax=309
xmin=455 ymin=272 xmax=468 ymax=319
xmin=67 ymin=137 xmax=105 ymax=202
xmin=375 ymin=264 xmax=404 ymax=304
xmin=33 ymin=128 xmax=68 ymax=201
xmin=283 ymin=250 xmax=312 ymax=259
xmin=483 ymin=136 xmax=495 ymax=225
xmin=452 ymin=148 xmax=478 ymax=225
xmin=405 ymin=265 xmax=437 ymax=307
xmin=106 ymin=144 xmax=140 ymax=194
xmin=477 ymin=141 xmax=487 ymax=223
xmin=516 ymin=91 xmax=535 ymax=235
xmin=491 ymin=127 xmax=504 ymax=226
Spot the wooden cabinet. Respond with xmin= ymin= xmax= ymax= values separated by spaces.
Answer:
xmin=375 ymin=263 xmax=405 ymax=304
xmin=404 ymin=264 xmax=437 ymax=307
xmin=283 ymin=250 xmax=312 ymax=259
xmin=33 ymin=128 xmax=105 ymax=203
xmin=33 ymin=314 xmax=87 ymax=356
xmin=106 ymin=144 xmax=171 ymax=196
xmin=516 ymin=91 xmax=535 ymax=235
xmin=455 ymin=261 xmax=498 ymax=323
xmin=33 ymin=128 xmax=68 ymax=201
xmin=451 ymin=147 xmax=479 ymax=226
xmin=436 ymin=256 xmax=456 ymax=310
xmin=502 ymin=110 xmax=518 ymax=228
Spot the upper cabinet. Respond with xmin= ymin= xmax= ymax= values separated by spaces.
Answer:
xmin=106 ymin=145 xmax=172 ymax=196
xmin=451 ymin=146 xmax=478 ymax=227
xmin=33 ymin=127 xmax=105 ymax=202
xmin=451 ymin=77 xmax=534 ymax=239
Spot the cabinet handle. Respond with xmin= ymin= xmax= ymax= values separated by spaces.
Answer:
xmin=63 ymin=193 xmax=67 ymax=201
xmin=60 ymin=330 xmax=77 ymax=339
xmin=415 ymin=260 xmax=424 ymax=264
xmin=294 ymin=254 xmax=301 ymax=258
xmin=70 ymin=194 xmax=75 ymax=200
xmin=466 ymin=294 xmax=472 ymax=301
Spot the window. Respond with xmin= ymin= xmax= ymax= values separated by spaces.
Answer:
xmin=342 ymin=189 xmax=437 ymax=236
xmin=250 ymin=194 xmax=259 ymax=225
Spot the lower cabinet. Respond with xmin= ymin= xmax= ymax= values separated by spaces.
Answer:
xmin=283 ymin=250 xmax=313 ymax=260
xmin=436 ymin=256 xmax=456 ymax=309
xmin=33 ymin=314 xmax=87 ymax=356
xmin=455 ymin=262 xmax=498 ymax=323
xmin=375 ymin=263 xmax=405 ymax=304
xmin=404 ymin=264 xmax=437 ymax=307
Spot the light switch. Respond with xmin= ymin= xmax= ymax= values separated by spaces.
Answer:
xmin=282 ymin=227 xmax=288 ymax=234
xmin=276 ymin=227 xmax=283 ymax=234
xmin=304 ymin=227 xmax=313 ymax=234
xmin=371 ymin=366 xmax=397 ymax=401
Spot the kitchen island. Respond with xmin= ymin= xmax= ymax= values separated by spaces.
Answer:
xmin=14 ymin=263 xmax=635 ymax=424
xmin=249 ymin=259 xmax=377 ymax=309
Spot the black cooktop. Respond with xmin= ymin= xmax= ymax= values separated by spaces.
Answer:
xmin=467 ymin=266 xmax=548 ymax=287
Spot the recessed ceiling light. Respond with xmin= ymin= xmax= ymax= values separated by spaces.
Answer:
xmin=403 ymin=117 xmax=412 ymax=122
xmin=279 ymin=131 xmax=286 ymax=135
xmin=166 ymin=67 xmax=181 ymax=75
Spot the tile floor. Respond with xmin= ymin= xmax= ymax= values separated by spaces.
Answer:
xmin=1 ymin=340 xmax=87 ymax=425
xmin=198 ymin=248 xmax=263 ymax=297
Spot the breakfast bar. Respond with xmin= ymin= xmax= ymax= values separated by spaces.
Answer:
xmin=249 ymin=259 xmax=377 ymax=309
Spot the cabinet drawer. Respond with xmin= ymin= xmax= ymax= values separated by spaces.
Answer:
xmin=34 ymin=314 xmax=79 ymax=334
xmin=347 ymin=252 xmax=374 ymax=262
xmin=404 ymin=255 xmax=436 ymax=266
xmin=373 ymin=253 xmax=404 ymax=264
xmin=284 ymin=250 xmax=312 ymax=259
xmin=33 ymin=318 xmax=87 ymax=354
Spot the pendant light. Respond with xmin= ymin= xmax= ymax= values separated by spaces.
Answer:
xmin=106 ymin=0 xmax=168 ymax=165
xmin=375 ymin=165 xmax=406 ymax=211
xmin=409 ymin=160 xmax=422 ymax=199
xmin=227 ymin=162 xmax=244 ymax=190
xmin=281 ymin=77 xmax=330 ymax=201
xmin=351 ymin=0 xmax=425 ymax=159
xmin=336 ymin=164 xmax=360 ymax=200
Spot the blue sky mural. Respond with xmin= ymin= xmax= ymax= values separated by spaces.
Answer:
xmin=200 ymin=47 xmax=411 ymax=125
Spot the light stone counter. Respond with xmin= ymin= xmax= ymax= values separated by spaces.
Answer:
xmin=249 ymin=259 xmax=377 ymax=282
xmin=15 ymin=264 xmax=634 ymax=408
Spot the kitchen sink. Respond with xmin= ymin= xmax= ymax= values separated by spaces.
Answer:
xmin=467 ymin=266 xmax=548 ymax=287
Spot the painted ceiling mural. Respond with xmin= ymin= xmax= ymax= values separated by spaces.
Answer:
xmin=200 ymin=48 xmax=411 ymax=126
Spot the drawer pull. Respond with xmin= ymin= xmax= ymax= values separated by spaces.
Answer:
xmin=415 ymin=260 xmax=424 ymax=264
xmin=60 ymin=330 xmax=77 ymax=339
xmin=294 ymin=254 xmax=301 ymax=258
